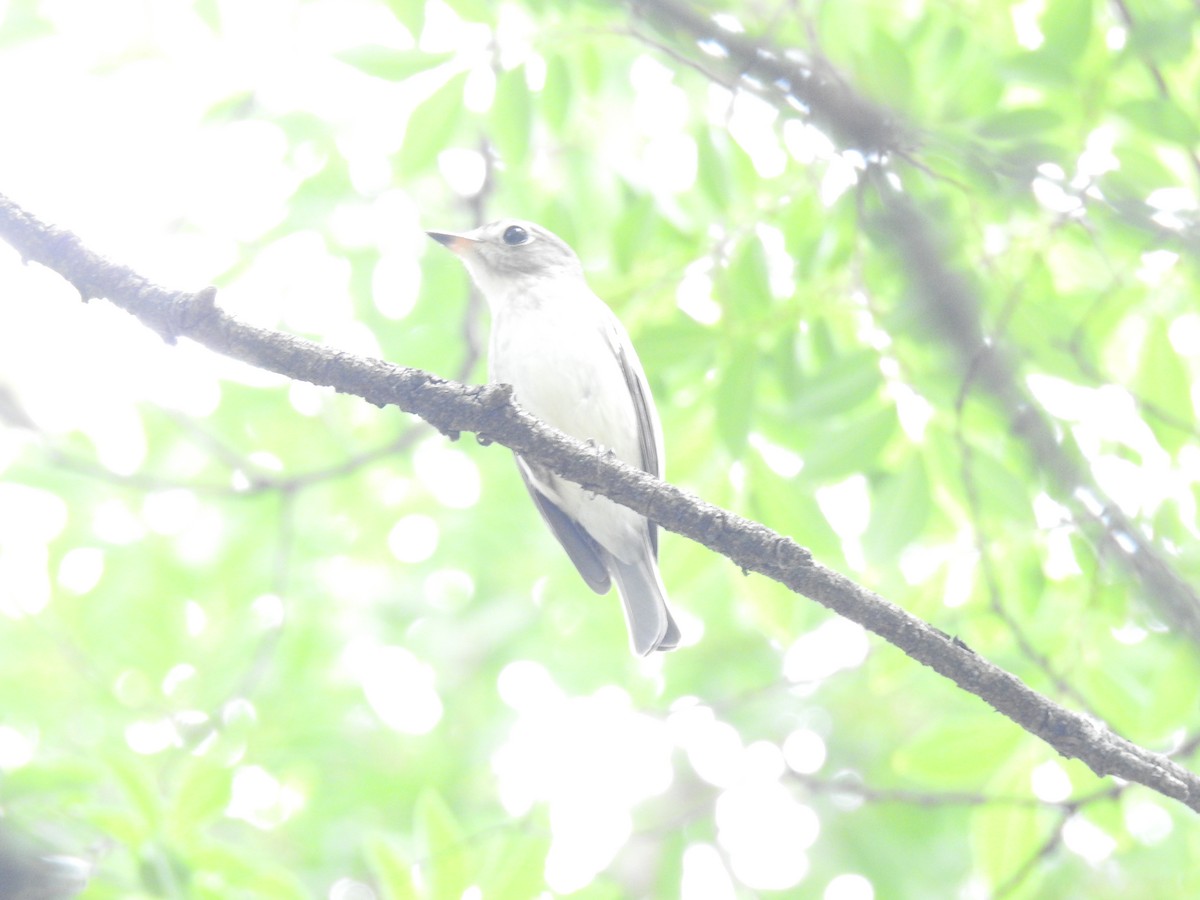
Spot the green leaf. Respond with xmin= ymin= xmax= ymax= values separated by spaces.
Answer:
xmin=491 ymin=66 xmax=533 ymax=165
xmin=201 ymin=90 xmax=256 ymax=124
xmin=416 ymin=789 xmax=470 ymax=900
xmin=382 ymin=0 xmax=426 ymax=36
xmin=398 ymin=72 xmax=468 ymax=176
xmin=1039 ymin=0 xmax=1093 ymax=67
xmin=193 ymin=0 xmax=220 ymax=34
xmin=1124 ymin=12 xmax=1197 ymax=65
xmin=790 ymin=351 xmax=885 ymax=419
xmin=441 ymin=0 xmax=494 ymax=23
xmin=139 ymin=842 xmax=192 ymax=897
xmin=1134 ymin=318 xmax=1193 ymax=455
xmin=798 ymin=406 xmax=899 ymax=480
xmin=964 ymin=440 xmax=1036 ymax=527
xmin=107 ymin=752 xmax=163 ymax=832
xmin=722 ymin=234 xmax=771 ymax=320
xmin=611 ymin=192 xmax=655 ymax=274
xmin=864 ymin=27 xmax=914 ymax=109
xmin=336 ymin=47 xmax=453 ymax=82
xmin=716 ymin=342 xmax=758 ymax=456
xmin=695 ymin=127 xmax=731 ymax=208
xmin=168 ymin=761 xmax=233 ymax=836
xmin=480 ymin=833 xmax=551 ymax=899
xmin=188 ymin=841 xmax=309 ymax=898
xmin=972 ymin=802 xmax=1047 ymax=890
xmin=998 ymin=50 xmax=1074 ymax=87
xmin=1107 ymin=142 xmax=1180 ymax=193
xmin=635 ymin=318 xmax=715 ymax=371
xmin=863 ymin=453 xmax=932 ymax=564
xmin=0 ymin=0 xmax=55 ymax=47
xmin=541 ymin=54 xmax=571 ymax=132
xmin=894 ymin=715 xmax=1023 ymax=786
xmin=1117 ymin=99 xmax=1200 ymax=146
xmin=977 ymin=107 xmax=1063 ymax=139
xmin=366 ymin=836 xmax=420 ymax=900
xmin=286 ymin=155 xmax=354 ymax=232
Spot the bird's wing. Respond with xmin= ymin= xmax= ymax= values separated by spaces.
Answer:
xmin=516 ymin=457 xmax=611 ymax=593
xmin=611 ymin=324 xmax=663 ymax=559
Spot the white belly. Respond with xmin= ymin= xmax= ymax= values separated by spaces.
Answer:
xmin=490 ymin=301 xmax=647 ymax=561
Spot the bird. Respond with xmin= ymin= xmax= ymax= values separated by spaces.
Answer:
xmin=427 ymin=219 xmax=680 ymax=655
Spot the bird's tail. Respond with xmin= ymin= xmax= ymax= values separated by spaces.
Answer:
xmin=610 ymin=554 xmax=680 ymax=656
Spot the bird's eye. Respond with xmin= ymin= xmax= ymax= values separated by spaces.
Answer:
xmin=502 ymin=225 xmax=530 ymax=246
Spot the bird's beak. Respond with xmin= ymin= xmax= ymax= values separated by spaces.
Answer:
xmin=426 ymin=231 xmax=478 ymax=256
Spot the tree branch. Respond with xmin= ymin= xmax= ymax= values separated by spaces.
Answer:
xmin=2 ymin=191 xmax=1198 ymax=811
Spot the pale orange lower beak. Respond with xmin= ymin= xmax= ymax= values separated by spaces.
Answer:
xmin=427 ymin=231 xmax=479 ymax=255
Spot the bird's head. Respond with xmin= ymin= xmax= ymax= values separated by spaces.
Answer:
xmin=427 ymin=219 xmax=584 ymax=301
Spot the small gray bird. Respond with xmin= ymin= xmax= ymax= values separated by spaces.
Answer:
xmin=428 ymin=220 xmax=680 ymax=655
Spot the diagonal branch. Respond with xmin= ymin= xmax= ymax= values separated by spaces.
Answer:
xmin=1 ymin=191 xmax=1198 ymax=811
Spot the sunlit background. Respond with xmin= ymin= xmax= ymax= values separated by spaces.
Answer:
xmin=1 ymin=0 xmax=1198 ymax=896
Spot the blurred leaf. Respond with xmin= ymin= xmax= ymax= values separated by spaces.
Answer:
xmin=716 ymin=342 xmax=758 ymax=456
xmin=188 ymin=839 xmax=310 ymax=898
xmin=695 ymin=127 xmax=731 ymax=208
xmin=491 ymin=66 xmax=533 ymax=165
xmin=2 ymin=759 xmax=99 ymax=801
xmin=416 ymin=790 xmax=470 ymax=900
xmin=1039 ymin=0 xmax=1092 ymax=68
xmin=790 ymin=351 xmax=885 ymax=420
xmin=1133 ymin=318 xmax=1192 ymax=455
xmin=367 ymin=836 xmax=421 ymax=900
xmin=863 ymin=27 xmax=914 ymax=109
xmin=139 ymin=843 xmax=192 ymax=897
xmin=972 ymin=802 xmax=1047 ymax=890
xmin=440 ymin=0 xmax=494 ymax=23
xmin=398 ymin=73 xmax=468 ymax=176
xmin=541 ymin=54 xmax=571 ymax=132
xmin=797 ymin=406 xmax=899 ymax=480
xmin=1124 ymin=12 xmax=1197 ymax=64
xmin=283 ymin=155 xmax=354 ymax=235
xmin=383 ymin=0 xmax=426 ymax=36
xmin=1107 ymin=141 xmax=1181 ymax=193
xmin=962 ymin=439 xmax=1035 ymax=527
xmin=766 ymin=327 xmax=801 ymax=395
xmin=864 ymin=453 xmax=932 ymax=564
xmin=1116 ymin=99 xmax=1200 ymax=146
xmin=574 ymin=41 xmax=604 ymax=94
xmin=480 ymin=833 xmax=551 ymax=899
xmin=336 ymin=47 xmax=453 ymax=81
xmin=107 ymin=753 xmax=163 ymax=832
xmin=612 ymin=192 xmax=655 ymax=274
xmin=192 ymin=0 xmax=220 ymax=31
xmin=636 ymin=318 xmax=714 ymax=372
xmin=977 ymin=107 xmax=1063 ymax=139
xmin=0 ymin=0 xmax=55 ymax=46
xmin=168 ymin=762 xmax=233 ymax=836
xmin=721 ymin=234 xmax=772 ymax=321
xmin=202 ymin=90 xmax=256 ymax=123
xmin=894 ymin=715 xmax=1023 ymax=786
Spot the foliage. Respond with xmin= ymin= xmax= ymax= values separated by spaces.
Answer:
xmin=1 ymin=0 xmax=1199 ymax=897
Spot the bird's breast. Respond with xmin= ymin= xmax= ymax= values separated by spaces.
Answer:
xmin=489 ymin=304 xmax=640 ymax=466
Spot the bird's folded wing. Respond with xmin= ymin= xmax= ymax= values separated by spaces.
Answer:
xmin=516 ymin=458 xmax=611 ymax=593
xmin=614 ymin=336 xmax=662 ymax=559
